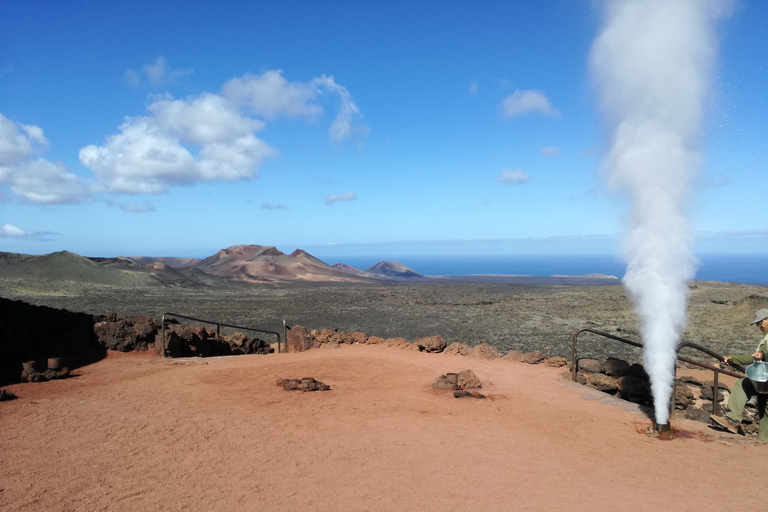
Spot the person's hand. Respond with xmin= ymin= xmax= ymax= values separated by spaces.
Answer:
xmin=724 ymin=355 xmax=733 ymax=364
xmin=754 ymin=351 xmax=765 ymax=360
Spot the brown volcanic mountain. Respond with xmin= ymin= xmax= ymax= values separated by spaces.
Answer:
xmin=365 ymin=260 xmax=424 ymax=279
xmin=192 ymin=245 xmax=363 ymax=283
xmin=0 ymin=246 xmax=429 ymax=288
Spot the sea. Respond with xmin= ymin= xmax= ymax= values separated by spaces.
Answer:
xmin=328 ymin=254 xmax=768 ymax=286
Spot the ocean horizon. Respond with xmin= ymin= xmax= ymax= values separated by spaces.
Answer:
xmin=326 ymin=253 xmax=768 ymax=285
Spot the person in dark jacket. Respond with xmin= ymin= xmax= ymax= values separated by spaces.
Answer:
xmin=710 ymin=309 xmax=768 ymax=440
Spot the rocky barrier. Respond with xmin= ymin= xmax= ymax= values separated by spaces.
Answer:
xmin=2 ymin=298 xmax=757 ymax=434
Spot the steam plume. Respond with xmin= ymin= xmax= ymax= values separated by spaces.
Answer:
xmin=590 ymin=0 xmax=726 ymax=424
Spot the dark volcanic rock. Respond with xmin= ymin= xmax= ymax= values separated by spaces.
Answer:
xmin=618 ymin=374 xmax=652 ymax=402
xmin=674 ymin=383 xmax=694 ymax=409
xmin=94 ymin=315 xmax=158 ymax=352
xmin=602 ymin=357 xmax=631 ymax=377
xmin=287 ymin=325 xmax=315 ymax=353
xmin=454 ymin=390 xmax=485 ymax=399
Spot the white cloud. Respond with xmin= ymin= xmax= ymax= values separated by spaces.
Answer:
xmin=149 ymin=93 xmax=265 ymax=145
xmin=80 ymin=102 xmax=278 ymax=194
xmin=497 ymin=169 xmax=530 ymax=184
xmin=125 ymin=56 xmax=193 ymax=87
xmin=0 ymin=113 xmax=49 ymax=166
xmin=468 ymin=81 xmax=479 ymax=95
xmin=540 ymin=146 xmax=562 ymax=156
xmin=0 ymin=113 xmax=87 ymax=204
xmin=325 ymin=191 xmax=357 ymax=205
xmin=119 ymin=201 xmax=156 ymax=213
xmin=223 ymin=70 xmax=367 ymax=142
xmin=261 ymin=202 xmax=288 ymax=210
xmin=83 ymin=70 xmax=364 ymax=194
xmin=8 ymin=158 xmax=87 ymax=203
xmin=0 ymin=223 xmax=32 ymax=237
xmin=223 ymin=70 xmax=322 ymax=120
xmin=311 ymin=75 xmax=368 ymax=142
xmin=500 ymin=90 xmax=560 ymax=118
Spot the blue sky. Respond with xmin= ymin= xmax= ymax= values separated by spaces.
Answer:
xmin=0 ymin=0 xmax=765 ymax=260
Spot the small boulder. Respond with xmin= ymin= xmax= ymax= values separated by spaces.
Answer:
xmin=286 ymin=325 xmax=315 ymax=353
xmin=674 ymin=383 xmax=694 ymax=409
xmin=586 ymin=373 xmax=619 ymax=393
xmin=618 ymin=374 xmax=652 ymax=402
xmin=521 ymin=352 xmax=547 ymax=364
xmin=544 ymin=356 xmax=568 ymax=368
xmin=385 ymin=337 xmax=409 ymax=348
xmin=577 ymin=359 xmax=602 ymax=374
xmin=684 ymin=407 xmax=712 ymax=423
xmin=503 ymin=350 xmax=524 ymax=362
xmin=700 ymin=385 xmax=725 ymax=402
xmin=348 ymin=332 xmax=368 ymax=344
xmin=472 ymin=343 xmax=501 ymax=360
xmin=457 ymin=369 xmax=481 ymax=390
xmin=444 ymin=342 xmax=473 ymax=356
xmin=367 ymin=336 xmax=386 ymax=345
xmin=432 ymin=373 xmax=459 ymax=390
xmin=415 ymin=335 xmax=447 ymax=353
xmin=601 ymin=357 xmax=631 ymax=377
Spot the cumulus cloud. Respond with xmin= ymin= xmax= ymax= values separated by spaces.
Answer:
xmin=223 ymin=70 xmax=322 ymax=120
xmin=223 ymin=70 xmax=367 ymax=142
xmin=261 ymin=202 xmax=288 ymax=210
xmin=80 ymin=100 xmax=278 ymax=194
xmin=82 ymin=70 xmax=364 ymax=194
xmin=0 ymin=223 xmax=32 ymax=237
xmin=0 ymin=113 xmax=87 ymax=204
xmin=497 ymin=169 xmax=530 ymax=184
xmin=0 ymin=223 xmax=57 ymax=240
xmin=540 ymin=146 xmax=562 ymax=156
xmin=125 ymin=56 xmax=193 ymax=87
xmin=325 ymin=191 xmax=357 ymax=205
xmin=500 ymin=90 xmax=560 ymax=118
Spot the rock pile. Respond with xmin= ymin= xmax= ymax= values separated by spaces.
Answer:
xmin=433 ymin=370 xmax=485 ymax=399
xmin=90 ymin=314 xmax=274 ymax=358
xmin=93 ymin=313 xmax=157 ymax=352
xmin=161 ymin=319 xmax=273 ymax=358
xmin=277 ymin=377 xmax=331 ymax=392
xmin=571 ymin=356 xmax=753 ymax=430
xmin=21 ymin=366 xmax=70 ymax=383
xmin=286 ymin=326 xmax=569 ymax=368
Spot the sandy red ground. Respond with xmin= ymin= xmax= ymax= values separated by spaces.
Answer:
xmin=2 ymin=344 xmax=767 ymax=511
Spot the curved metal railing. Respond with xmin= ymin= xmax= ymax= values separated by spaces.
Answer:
xmin=571 ymin=327 xmax=747 ymax=416
xmin=161 ymin=312 xmax=282 ymax=358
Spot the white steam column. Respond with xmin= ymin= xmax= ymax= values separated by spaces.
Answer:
xmin=590 ymin=0 xmax=727 ymax=425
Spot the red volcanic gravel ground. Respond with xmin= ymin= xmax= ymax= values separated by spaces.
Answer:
xmin=1 ymin=345 xmax=767 ymax=511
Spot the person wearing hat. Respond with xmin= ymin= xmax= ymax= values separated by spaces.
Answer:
xmin=710 ymin=308 xmax=768 ymax=440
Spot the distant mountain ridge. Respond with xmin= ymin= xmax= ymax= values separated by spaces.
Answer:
xmin=0 ymin=245 xmax=620 ymax=288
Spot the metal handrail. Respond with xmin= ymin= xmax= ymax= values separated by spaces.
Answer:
xmin=572 ymin=327 xmax=747 ymax=417
xmin=161 ymin=312 xmax=282 ymax=358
